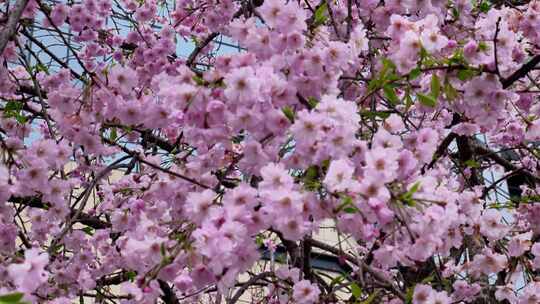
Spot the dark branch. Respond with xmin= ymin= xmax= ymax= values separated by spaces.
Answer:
xmin=501 ymin=55 xmax=540 ymax=89
xmin=0 ymin=0 xmax=30 ymax=55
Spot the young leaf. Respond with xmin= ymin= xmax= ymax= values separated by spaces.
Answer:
xmin=343 ymin=206 xmax=359 ymax=214
xmin=350 ymin=282 xmax=363 ymax=299
xmin=417 ymin=93 xmax=437 ymax=107
xmin=444 ymin=80 xmax=459 ymax=101
xmin=383 ymin=84 xmax=400 ymax=105
xmin=360 ymin=110 xmax=391 ymax=119
xmin=307 ymin=97 xmax=319 ymax=108
xmin=313 ymin=3 xmax=328 ymax=27
xmin=408 ymin=68 xmax=422 ymax=80
xmin=110 ymin=127 xmax=118 ymax=141
xmin=430 ymin=74 xmax=441 ymax=99
xmin=360 ymin=290 xmax=380 ymax=304
xmin=282 ymin=106 xmax=295 ymax=123
xmin=0 ymin=292 xmax=24 ymax=304
xmin=478 ymin=0 xmax=491 ymax=13
xmin=407 ymin=182 xmax=422 ymax=196
xmin=457 ymin=69 xmax=475 ymax=81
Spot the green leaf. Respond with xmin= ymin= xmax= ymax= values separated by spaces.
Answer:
xmin=444 ymin=80 xmax=459 ymax=101
xmin=126 ymin=270 xmax=137 ymax=281
xmin=303 ymin=165 xmax=321 ymax=190
xmin=110 ymin=127 xmax=117 ymax=141
xmin=478 ymin=0 xmax=491 ymax=13
xmin=282 ymin=106 xmax=295 ymax=123
xmin=381 ymin=58 xmax=396 ymax=75
xmin=417 ymin=93 xmax=437 ymax=107
xmin=451 ymin=7 xmax=460 ymax=18
xmin=404 ymin=92 xmax=414 ymax=111
xmin=430 ymin=74 xmax=441 ymax=99
xmin=0 ymin=292 xmax=24 ymax=304
xmin=336 ymin=195 xmax=356 ymax=213
xmin=255 ymin=234 xmax=264 ymax=247
xmin=367 ymin=78 xmax=382 ymax=91
xmin=34 ymin=63 xmax=49 ymax=74
xmin=330 ymin=274 xmax=346 ymax=287
xmin=14 ymin=114 xmax=28 ymax=124
xmin=421 ymin=274 xmax=435 ymax=283
xmin=350 ymin=282 xmax=362 ymax=299
xmin=457 ymin=69 xmax=475 ymax=81
xmin=383 ymin=84 xmax=400 ymax=105
xmin=405 ymin=287 xmax=415 ymax=304
xmin=4 ymin=101 xmax=23 ymax=112
xmin=419 ymin=47 xmax=429 ymax=62
xmin=343 ymin=206 xmax=359 ymax=214
xmin=160 ymin=243 xmax=167 ymax=256
xmin=360 ymin=290 xmax=380 ymax=304
xmin=379 ymin=58 xmax=397 ymax=83
xmin=407 ymin=182 xmax=421 ymax=196
xmin=307 ymin=97 xmax=319 ymax=108
xmin=313 ymin=3 xmax=328 ymax=27
xmin=304 ymin=165 xmax=319 ymax=182
xmin=400 ymin=182 xmax=421 ymax=207
xmin=408 ymin=68 xmax=422 ymax=80
xmin=360 ymin=110 xmax=391 ymax=119
xmin=464 ymin=159 xmax=480 ymax=168
xmin=478 ymin=41 xmax=489 ymax=52
xmin=192 ymin=75 xmax=205 ymax=86
xmin=81 ymin=227 xmax=94 ymax=236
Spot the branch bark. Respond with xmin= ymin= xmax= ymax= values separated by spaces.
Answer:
xmin=501 ymin=55 xmax=540 ymax=89
xmin=306 ymin=238 xmax=406 ymax=300
xmin=9 ymin=195 xmax=111 ymax=229
xmin=0 ymin=0 xmax=30 ymax=56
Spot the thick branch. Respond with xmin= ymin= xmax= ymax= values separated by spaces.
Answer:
xmin=501 ymin=55 xmax=540 ymax=89
xmin=9 ymin=195 xmax=111 ymax=229
xmin=186 ymin=32 xmax=219 ymax=69
xmin=158 ymin=280 xmax=180 ymax=304
xmin=0 ymin=0 xmax=30 ymax=55
xmin=473 ymin=143 xmax=540 ymax=183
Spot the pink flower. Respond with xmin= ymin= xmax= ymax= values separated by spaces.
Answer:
xmin=0 ymin=166 xmax=12 ymax=204
xmin=420 ymin=29 xmax=448 ymax=53
xmin=224 ymin=67 xmax=258 ymax=104
xmin=495 ymin=284 xmax=517 ymax=303
xmin=365 ymin=147 xmax=399 ymax=183
xmin=479 ymin=209 xmax=509 ymax=241
xmin=259 ymin=163 xmax=294 ymax=191
xmin=174 ymin=271 xmax=194 ymax=292
xmin=471 ymin=249 xmax=507 ymax=276
xmin=108 ymin=66 xmax=138 ymax=95
xmin=517 ymin=282 xmax=540 ymax=304
xmin=323 ymin=158 xmax=359 ymax=193
xmin=275 ymin=215 xmax=309 ymax=241
xmin=412 ymin=284 xmax=434 ymax=304
xmin=292 ymin=280 xmax=320 ymax=304
xmin=259 ymin=0 xmax=284 ymax=29
xmin=7 ymin=248 xmax=49 ymax=293
xmin=507 ymin=231 xmax=532 ymax=257
xmin=185 ymin=189 xmax=216 ymax=224
xmin=50 ymin=4 xmax=69 ymax=27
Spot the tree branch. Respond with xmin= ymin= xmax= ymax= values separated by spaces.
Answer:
xmin=228 ymin=272 xmax=273 ymax=304
xmin=0 ymin=0 xmax=30 ymax=56
xmin=306 ymin=238 xmax=406 ymax=300
xmin=9 ymin=195 xmax=111 ymax=229
xmin=501 ymin=55 xmax=540 ymax=89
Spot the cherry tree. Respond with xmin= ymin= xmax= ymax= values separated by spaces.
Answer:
xmin=1 ymin=0 xmax=540 ymax=303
